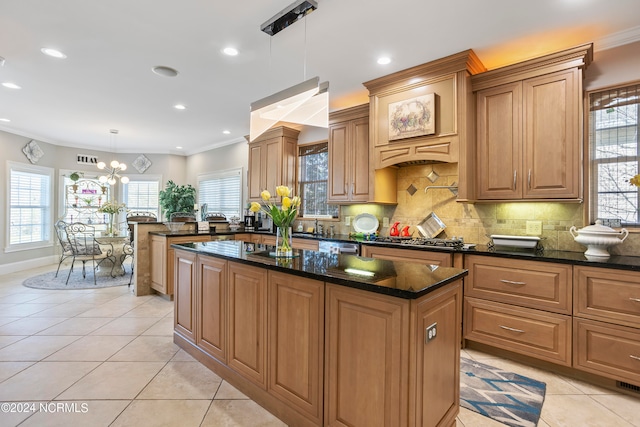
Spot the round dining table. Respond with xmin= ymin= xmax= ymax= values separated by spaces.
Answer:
xmin=95 ymin=235 xmax=130 ymax=277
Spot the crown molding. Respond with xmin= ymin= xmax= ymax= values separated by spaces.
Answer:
xmin=595 ymin=25 xmax=640 ymax=51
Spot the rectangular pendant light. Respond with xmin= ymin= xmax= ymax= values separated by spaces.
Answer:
xmin=250 ymin=77 xmax=329 ymax=141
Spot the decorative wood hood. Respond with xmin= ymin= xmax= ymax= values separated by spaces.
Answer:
xmin=363 ymin=49 xmax=486 ymax=202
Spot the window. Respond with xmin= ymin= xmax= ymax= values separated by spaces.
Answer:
xmin=123 ymin=177 xmax=160 ymax=218
xmin=588 ymin=83 xmax=640 ymax=227
xmin=198 ymin=168 xmax=242 ymax=219
xmin=298 ymin=142 xmax=339 ymax=218
xmin=7 ymin=162 xmax=54 ymax=251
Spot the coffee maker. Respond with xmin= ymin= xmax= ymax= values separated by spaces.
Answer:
xmin=243 ymin=215 xmax=255 ymax=231
xmin=256 ymin=211 xmax=273 ymax=232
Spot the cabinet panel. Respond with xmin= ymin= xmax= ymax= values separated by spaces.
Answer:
xmin=523 ymin=69 xmax=579 ymax=198
xmin=361 ymin=245 xmax=452 ymax=267
xmin=476 ymin=82 xmax=522 ymax=199
xmin=325 ymin=284 xmax=409 ymax=427
xmin=174 ymin=250 xmax=197 ymax=343
xmin=574 ymin=266 xmax=640 ymax=328
xmin=465 ymin=297 xmax=571 ymax=365
xmin=197 ymin=256 xmax=227 ymax=362
xmin=150 ymin=235 xmax=167 ymax=294
xmin=268 ymin=271 xmax=324 ymax=422
xmin=227 ymin=262 xmax=268 ymax=389
xmin=574 ymin=318 xmax=640 ymax=385
xmin=248 ymin=143 xmax=264 ymax=200
xmin=291 ymin=238 xmax=319 ymax=251
xmin=351 ymin=117 xmax=370 ymax=201
xmin=328 ymin=123 xmax=349 ymax=201
xmin=465 ymin=255 xmax=572 ymax=314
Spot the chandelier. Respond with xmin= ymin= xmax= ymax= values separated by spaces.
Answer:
xmin=97 ymin=129 xmax=129 ymax=185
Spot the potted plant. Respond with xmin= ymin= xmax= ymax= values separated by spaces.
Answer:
xmin=159 ymin=180 xmax=196 ymax=221
xmin=69 ymin=171 xmax=83 ymax=193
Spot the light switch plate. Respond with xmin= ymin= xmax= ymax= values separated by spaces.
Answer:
xmin=526 ymin=221 xmax=542 ymax=236
xmin=383 ymin=217 xmax=389 ymax=227
xmin=345 ymin=216 xmax=351 ymax=226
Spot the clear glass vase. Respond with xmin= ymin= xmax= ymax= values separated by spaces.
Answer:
xmin=275 ymin=226 xmax=293 ymax=257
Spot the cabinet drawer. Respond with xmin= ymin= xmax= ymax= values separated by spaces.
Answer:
xmin=574 ymin=318 xmax=640 ymax=385
xmin=361 ymin=245 xmax=452 ymax=267
xmin=465 ymin=255 xmax=572 ymax=314
xmin=464 ymin=297 xmax=571 ymax=365
xmin=291 ymin=238 xmax=319 ymax=251
xmin=574 ymin=266 xmax=640 ymax=328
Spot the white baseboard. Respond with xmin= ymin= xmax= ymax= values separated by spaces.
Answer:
xmin=0 ymin=255 xmax=58 ymax=276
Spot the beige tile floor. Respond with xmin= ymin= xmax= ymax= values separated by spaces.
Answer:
xmin=0 ymin=264 xmax=637 ymax=426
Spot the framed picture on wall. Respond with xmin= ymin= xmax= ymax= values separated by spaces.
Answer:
xmin=388 ymin=93 xmax=435 ymax=141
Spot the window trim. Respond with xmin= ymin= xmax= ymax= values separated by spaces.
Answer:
xmin=6 ymin=161 xmax=55 ymax=252
xmin=586 ymin=80 xmax=640 ymax=230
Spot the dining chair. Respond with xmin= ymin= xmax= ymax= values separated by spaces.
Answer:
xmin=54 ymin=219 xmax=73 ymax=278
xmin=64 ymin=223 xmax=116 ymax=285
xmin=170 ymin=211 xmax=196 ymax=222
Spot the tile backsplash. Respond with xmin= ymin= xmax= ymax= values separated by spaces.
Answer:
xmin=323 ymin=163 xmax=639 ymax=256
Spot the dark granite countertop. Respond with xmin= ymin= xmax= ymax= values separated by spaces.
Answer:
xmin=172 ymin=240 xmax=468 ymax=300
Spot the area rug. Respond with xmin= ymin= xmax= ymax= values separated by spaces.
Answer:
xmin=460 ymin=357 xmax=546 ymax=427
xmin=22 ymin=269 xmax=131 ymax=290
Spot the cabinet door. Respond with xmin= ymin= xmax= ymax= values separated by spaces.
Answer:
xmin=268 ymin=271 xmax=324 ymax=423
xmin=174 ymin=249 xmax=197 ymax=343
xmin=197 ymin=256 xmax=227 ymax=362
xmin=328 ymin=122 xmax=350 ymax=202
xmin=523 ymin=69 xmax=579 ymax=199
xmin=476 ymin=82 xmax=522 ymax=199
xmin=325 ymin=284 xmax=409 ymax=427
xmin=150 ymin=235 xmax=167 ymax=294
xmin=227 ymin=262 xmax=268 ymax=389
xmin=351 ymin=116 xmax=370 ymax=202
xmin=248 ymin=142 xmax=264 ymax=201
xmin=413 ymin=281 xmax=462 ymax=427
xmin=264 ymin=137 xmax=283 ymax=199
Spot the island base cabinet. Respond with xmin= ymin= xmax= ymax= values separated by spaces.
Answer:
xmin=227 ymin=262 xmax=268 ymax=389
xmin=174 ymin=250 xmax=197 ymax=343
xmin=268 ymin=271 xmax=324 ymax=424
xmin=412 ymin=281 xmax=462 ymax=427
xmin=325 ymin=284 xmax=410 ymax=427
xmin=197 ymin=256 xmax=227 ymax=363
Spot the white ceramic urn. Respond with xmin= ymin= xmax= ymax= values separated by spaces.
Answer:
xmin=569 ymin=220 xmax=628 ymax=258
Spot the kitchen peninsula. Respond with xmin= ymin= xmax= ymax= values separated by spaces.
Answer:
xmin=171 ymin=240 xmax=467 ymax=427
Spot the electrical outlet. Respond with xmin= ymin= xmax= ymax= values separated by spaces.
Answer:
xmin=383 ymin=217 xmax=389 ymax=227
xmin=345 ymin=216 xmax=351 ymax=226
xmin=425 ymin=322 xmax=437 ymax=343
xmin=526 ymin=220 xmax=543 ymax=236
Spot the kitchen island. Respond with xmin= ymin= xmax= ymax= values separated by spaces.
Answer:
xmin=171 ymin=240 xmax=467 ymax=427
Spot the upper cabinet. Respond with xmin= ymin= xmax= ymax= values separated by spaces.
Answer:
xmin=247 ymin=126 xmax=299 ymax=202
xmin=472 ymin=44 xmax=593 ymax=201
xmin=328 ymin=105 xmax=370 ymax=203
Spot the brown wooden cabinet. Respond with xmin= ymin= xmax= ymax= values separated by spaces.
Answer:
xmin=472 ymin=44 xmax=592 ymax=201
xmin=573 ymin=266 xmax=640 ymax=384
xmin=150 ymin=234 xmax=211 ymax=296
xmin=196 ymin=256 xmax=227 ymax=362
xmin=463 ymin=255 xmax=573 ymax=366
xmin=247 ymin=126 xmax=298 ymax=202
xmin=174 ymin=249 xmax=197 ymax=343
xmin=227 ymin=261 xmax=268 ymax=389
xmin=268 ymin=271 xmax=324 ymax=424
xmin=328 ymin=104 xmax=370 ymax=203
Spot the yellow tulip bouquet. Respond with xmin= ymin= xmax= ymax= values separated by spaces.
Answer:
xmin=249 ymin=186 xmax=301 ymax=256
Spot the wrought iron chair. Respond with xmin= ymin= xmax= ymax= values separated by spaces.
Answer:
xmin=170 ymin=211 xmax=196 ymax=222
xmin=124 ymin=211 xmax=158 ymax=286
xmin=54 ymin=219 xmax=73 ymax=278
xmin=64 ymin=223 xmax=116 ymax=285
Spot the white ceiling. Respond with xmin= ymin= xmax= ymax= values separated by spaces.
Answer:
xmin=1 ymin=0 xmax=640 ymax=156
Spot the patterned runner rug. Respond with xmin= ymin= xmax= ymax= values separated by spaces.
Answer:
xmin=460 ymin=357 xmax=546 ymax=427
xmin=22 ymin=268 xmax=131 ymax=290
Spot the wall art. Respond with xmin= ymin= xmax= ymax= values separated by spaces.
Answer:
xmin=132 ymin=154 xmax=152 ymax=173
xmin=388 ymin=93 xmax=435 ymax=141
xmin=23 ymin=140 xmax=44 ymax=164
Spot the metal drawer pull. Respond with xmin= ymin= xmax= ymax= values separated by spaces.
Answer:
xmin=629 ymin=298 xmax=640 ymax=303
xmin=500 ymin=279 xmax=526 ymax=285
xmin=499 ymin=325 xmax=525 ymax=333
xmin=630 ymin=355 xmax=640 ymax=361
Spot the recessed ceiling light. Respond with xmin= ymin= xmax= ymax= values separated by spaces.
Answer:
xmin=0 ymin=118 xmax=10 ymax=122
xmin=152 ymin=66 xmax=179 ymax=77
xmin=223 ymin=130 xmax=231 ymax=135
xmin=2 ymin=82 xmax=21 ymax=89
xmin=223 ymin=47 xmax=239 ymax=56
xmin=41 ymin=48 xmax=67 ymax=58
xmin=176 ymin=146 xmax=183 ymax=150
xmin=377 ymin=57 xmax=391 ymax=65
xmin=174 ymin=104 xmax=187 ymax=110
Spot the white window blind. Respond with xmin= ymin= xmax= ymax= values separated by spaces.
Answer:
xmin=124 ymin=179 xmax=160 ymax=217
xmin=198 ymin=168 xmax=242 ymax=219
xmin=7 ymin=162 xmax=54 ymax=250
